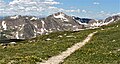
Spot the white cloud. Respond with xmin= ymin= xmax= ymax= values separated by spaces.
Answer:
xmin=93 ymin=2 xmax=100 ymax=5
xmin=0 ymin=0 xmax=82 ymax=16
xmin=45 ymin=0 xmax=54 ymax=1
xmin=0 ymin=0 xmax=116 ymax=19
xmin=112 ymin=13 xmax=120 ymax=16
xmin=100 ymin=11 xmax=104 ymax=13
xmin=93 ymin=11 xmax=112 ymax=19
xmin=0 ymin=0 xmax=6 ymax=7
xmin=82 ymin=10 xmax=87 ymax=13
xmin=0 ymin=0 xmax=61 ymax=16
xmin=64 ymin=9 xmax=80 ymax=13
xmin=43 ymin=1 xmax=60 ymax=5
xmin=0 ymin=0 xmax=84 ymax=16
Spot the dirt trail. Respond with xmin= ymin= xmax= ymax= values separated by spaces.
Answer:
xmin=37 ymin=31 xmax=98 ymax=64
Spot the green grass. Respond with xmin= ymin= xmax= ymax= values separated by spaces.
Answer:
xmin=62 ymin=21 xmax=120 ymax=64
xmin=0 ymin=29 xmax=96 ymax=64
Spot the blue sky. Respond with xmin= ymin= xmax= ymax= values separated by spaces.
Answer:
xmin=1 ymin=0 xmax=120 ymax=19
xmin=55 ymin=0 xmax=120 ymax=19
xmin=4 ymin=0 xmax=12 ymax=3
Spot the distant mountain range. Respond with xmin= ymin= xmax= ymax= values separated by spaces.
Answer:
xmin=73 ymin=16 xmax=92 ymax=23
xmin=0 ymin=12 xmax=120 ymax=40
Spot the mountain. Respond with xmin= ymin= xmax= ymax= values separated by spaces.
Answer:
xmin=82 ymin=15 xmax=120 ymax=28
xmin=72 ymin=16 xmax=98 ymax=28
xmin=0 ymin=12 xmax=120 ymax=40
xmin=0 ymin=12 xmax=83 ymax=40
xmin=104 ymin=15 xmax=120 ymax=23
xmin=0 ymin=15 xmax=38 ymax=39
xmin=73 ymin=16 xmax=92 ymax=23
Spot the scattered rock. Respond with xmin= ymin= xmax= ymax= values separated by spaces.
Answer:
xmin=66 ymin=35 xmax=74 ymax=38
xmin=45 ymin=33 xmax=49 ymax=35
xmin=0 ymin=43 xmax=8 ymax=46
xmin=112 ymin=40 xmax=116 ymax=42
xmin=117 ymin=25 xmax=119 ymax=27
xmin=10 ymin=42 xmax=16 ymax=45
xmin=117 ymin=49 xmax=120 ymax=51
xmin=29 ymin=40 xmax=36 ymax=43
xmin=101 ymin=28 xmax=105 ymax=30
xmin=0 ymin=43 xmax=4 ymax=46
xmin=58 ymin=35 xmax=63 ymax=38
xmin=3 ymin=46 xmax=7 ymax=49
xmin=64 ymin=34 xmax=67 ymax=36
xmin=46 ymin=38 xmax=51 ymax=41
xmin=38 ymin=31 xmax=97 ymax=64
xmin=8 ymin=60 xmax=16 ymax=64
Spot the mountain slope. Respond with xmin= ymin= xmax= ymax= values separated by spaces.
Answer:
xmin=0 ymin=29 xmax=96 ymax=64
xmin=62 ymin=20 xmax=120 ymax=64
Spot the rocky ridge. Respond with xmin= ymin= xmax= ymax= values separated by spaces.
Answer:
xmin=0 ymin=12 xmax=120 ymax=40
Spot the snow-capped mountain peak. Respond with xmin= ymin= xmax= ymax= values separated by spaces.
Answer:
xmin=30 ymin=17 xmax=38 ymax=20
xmin=10 ymin=15 xmax=19 ymax=19
xmin=53 ymin=12 xmax=68 ymax=21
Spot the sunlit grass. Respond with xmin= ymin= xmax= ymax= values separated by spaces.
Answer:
xmin=63 ymin=20 xmax=120 ymax=64
xmin=0 ymin=29 xmax=96 ymax=64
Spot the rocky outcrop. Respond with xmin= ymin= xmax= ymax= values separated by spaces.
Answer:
xmin=104 ymin=15 xmax=120 ymax=23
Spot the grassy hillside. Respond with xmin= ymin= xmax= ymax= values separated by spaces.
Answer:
xmin=0 ymin=29 xmax=96 ymax=64
xmin=63 ymin=20 xmax=120 ymax=64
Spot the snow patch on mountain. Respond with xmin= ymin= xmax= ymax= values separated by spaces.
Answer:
xmin=53 ymin=12 xmax=68 ymax=22
xmin=16 ymin=32 xmax=19 ymax=39
xmin=76 ymin=20 xmax=88 ymax=25
xmin=2 ymin=21 xmax=7 ymax=30
xmin=91 ymin=18 xmax=115 ymax=27
xmin=30 ymin=17 xmax=38 ymax=20
xmin=90 ymin=21 xmax=103 ymax=27
xmin=10 ymin=15 xmax=19 ymax=19
xmin=33 ymin=29 xmax=37 ymax=38
xmin=102 ymin=18 xmax=114 ymax=25
xmin=40 ymin=20 xmax=48 ymax=34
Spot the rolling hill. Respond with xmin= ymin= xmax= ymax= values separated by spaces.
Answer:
xmin=63 ymin=20 xmax=120 ymax=64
